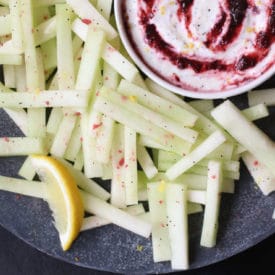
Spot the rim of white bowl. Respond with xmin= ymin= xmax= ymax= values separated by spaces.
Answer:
xmin=114 ymin=0 xmax=275 ymax=99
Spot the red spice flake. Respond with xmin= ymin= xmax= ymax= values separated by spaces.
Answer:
xmin=45 ymin=101 xmax=50 ymax=106
xmin=77 ymin=56 xmax=82 ymax=61
xmin=211 ymin=175 xmax=217 ymax=180
xmin=15 ymin=194 xmax=21 ymax=200
xmin=104 ymin=76 xmax=109 ymax=81
xmin=121 ymin=95 xmax=128 ymax=101
xmin=125 ymin=164 xmax=129 ymax=168
xmin=74 ymin=112 xmax=81 ymax=116
xmin=118 ymin=157 xmax=125 ymax=167
xmin=253 ymin=160 xmax=259 ymax=166
xmin=96 ymin=91 xmax=100 ymax=96
xmin=118 ymin=149 xmax=123 ymax=154
xmin=3 ymin=137 xmax=9 ymax=142
xmin=80 ymin=137 xmax=83 ymax=142
xmin=159 ymin=200 xmax=163 ymax=204
xmin=92 ymin=122 xmax=103 ymax=130
xmin=160 ymin=223 xmax=165 ymax=228
xmin=43 ymin=15 xmax=49 ymax=20
xmin=81 ymin=18 xmax=92 ymax=25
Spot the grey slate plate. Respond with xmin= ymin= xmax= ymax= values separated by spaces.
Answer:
xmin=0 ymin=66 xmax=274 ymax=273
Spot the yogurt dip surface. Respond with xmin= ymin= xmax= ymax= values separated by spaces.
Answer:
xmin=122 ymin=0 xmax=275 ymax=93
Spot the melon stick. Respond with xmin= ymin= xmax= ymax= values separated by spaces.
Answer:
xmin=242 ymin=152 xmax=275 ymax=195
xmin=166 ymin=131 xmax=226 ymax=180
xmin=81 ymin=204 xmax=145 ymax=231
xmin=124 ymin=126 xmax=138 ymax=205
xmin=166 ymin=184 xmax=189 ymax=270
xmin=80 ymin=190 xmax=152 ymax=238
xmin=211 ymin=100 xmax=275 ymax=178
xmin=200 ymin=161 xmax=222 ymax=248
xmin=110 ymin=124 xmax=126 ymax=208
xmin=0 ymin=137 xmax=47 ymax=156
xmin=0 ymin=176 xmax=46 ymax=199
xmin=101 ymin=86 xmax=198 ymax=143
xmin=147 ymin=182 xmax=171 ymax=262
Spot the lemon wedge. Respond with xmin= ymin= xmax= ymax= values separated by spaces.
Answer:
xmin=31 ymin=155 xmax=84 ymax=251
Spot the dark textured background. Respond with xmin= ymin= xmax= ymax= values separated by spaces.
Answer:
xmin=0 ymin=225 xmax=274 ymax=275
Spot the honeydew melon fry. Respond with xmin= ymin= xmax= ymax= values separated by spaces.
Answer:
xmin=81 ymin=204 xmax=145 ymax=231
xmin=117 ymin=80 xmax=198 ymax=127
xmin=71 ymin=19 xmax=141 ymax=84
xmin=66 ymin=0 xmax=117 ymax=40
xmin=94 ymin=63 xmax=119 ymax=164
xmin=64 ymin=117 xmax=82 ymax=162
xmin=96 ymin=0 xmax=113 ymax=20
xmin=242 ymin=104 xmax=269 ymax=121
xmin=33 ymin=6 xmax=51 ymax=26
xmin=242 ymin=151 xmax=275 ymax=195
xmin=80 ymin=111 xmax=103 ymax=178
xmin=166 ymin=183 xmax=189 ymax=270
xmin=50 ymin=115 xmax=77 ymax=158
xmin=3 ymin=65 xmax=16 ymax=88
xmin=137 ymin=144 xmax=158 ymax=179
xmin=157 ymin=150 xmax=240 ymax=172
xmin=100 ymin=87 xmax=198 ymax=143
xmin=56 ymin=4 xmax=75 ymax=90
xmin=34 ymin=0 xmax=66 ymax=6
xmin=80 ymin=190 xmax=152 ymax=238
xmin=15 ymin=63 xmax=27 ymax=92
xmin=189 ymin=100 xmax=214 ymax=113
xmin=18 ymin=156 xmax=36 ymax=181
xmin=93 ymin=95 xmax=192 ymax=155
xmin=0 ymin=137 xmax=47 ymax=156
xmin=0 ymin=40 xmax=23 ymax=55
xmin=21 ymin=0 xmax=46 ymax=137
xmin=248 ymin=89 xmax=275 ymax=106
xmin=0 ymin=54 xmax=22 ymax=65
xmin=187 ymin=190 xmax=206 ymax=204
xmin=139 ymin=172 xmax=234 ymax=193
xmin=73 ymin=149 xmax=84 ymax=171
xmin=95 ymin=114 xmax=115 ymax=164
xmin=75 ymin=28 xmax=105 ymax=93
xmin=145 ymin=78 xmax=218 ymax=135
xmin=147 ymin=181 xmax=171 ymax=262
xmin=0 ymin=176 xmax=46 ymax=199
xmin=9 ymin=0 xmax=23 ymax=51
xmin=0 ymin=0 xmax=8 ymax=6
xmin=211 ymin=100 xmax=275 ymax=178
xmin=0 ymin=90 xmax=88 ymax=108
xmin=34 ymin=16 xmax=57 ymax=46
xmin=41 ymin=39 xmax=57 ymax=72
xmin=138 ymin=135 xmax=167 ymax=151
xmin=200 ymin=161 xmax=223 ymax=248
xmin=0 ymin=15 xmax=11 ymax=36
xmin=166 ymin=131 xmax=226 ymax=180
xmin=110 ymin=123 xmax=126 ymax=208
xmin=124 ymin=126 xmax=138 ymax=205
xmin=58 ymin=158 xmax=110 ymax=201
xmin=188 ymin=165 xmax=240 ymax=180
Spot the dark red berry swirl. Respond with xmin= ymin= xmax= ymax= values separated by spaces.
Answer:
xmin=123 ymin=0 xmax=275 ymax=92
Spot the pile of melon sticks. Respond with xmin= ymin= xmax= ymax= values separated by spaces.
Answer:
xmin=0 ymin=0 xmax=274 ymax=270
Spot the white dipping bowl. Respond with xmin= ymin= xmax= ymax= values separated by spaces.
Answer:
xmin=114 ymin=0 xmax=275 ymax=99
